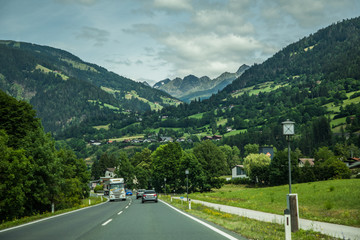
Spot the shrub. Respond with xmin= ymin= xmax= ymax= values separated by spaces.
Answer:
xmin=229 ymin=177 xmax=252 ymax=185
xmin=94 ymin=185 xmax=104 ymax=193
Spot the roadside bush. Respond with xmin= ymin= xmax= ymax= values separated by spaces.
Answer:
xmin=94 ymin=185 xmax=104 ymax=193
xmin=228 ymin=177 xmax=252 ymax=185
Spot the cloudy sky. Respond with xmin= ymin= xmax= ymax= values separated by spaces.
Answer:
xmin=1 ymin=0 xmax=359 ymax=85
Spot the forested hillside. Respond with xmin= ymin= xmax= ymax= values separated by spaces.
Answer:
xmin=0 ymin=41 xmax=180 ymax=133
xmin=71 ymin=17 xmax=360 ymax=160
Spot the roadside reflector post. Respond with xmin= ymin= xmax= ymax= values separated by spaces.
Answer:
xmin=189 ymin=199 xmax=191 ymax=210
xmin=287 ymin=194 xmax=299 ymax=232
xmin=171 ymin=196 xmax=173 ymax=202
xmin=101 ymin=196 xmax=103 ymax=201
xmin=89 ymin=199 xmax=91 ymax=205
xmin=284 ymin=209 xmax=291 ymax=240
xmin=51 ymin=203 xmax=54 ymax=213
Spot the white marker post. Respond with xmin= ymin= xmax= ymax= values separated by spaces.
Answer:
xmin=284 ymin=209 xmax=291 ymax=240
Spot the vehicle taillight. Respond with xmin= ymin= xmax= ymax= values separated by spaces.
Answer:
xmin=154 ymin=194 xmax=157 ymax=197
xmin=143 ymin=194 xmax=146 ymax=197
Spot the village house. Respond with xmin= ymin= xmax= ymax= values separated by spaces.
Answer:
xmin=232 ymin=165 xmax=247 ymax=179
xmin=298 ymin=158 xmax=315 ymax=167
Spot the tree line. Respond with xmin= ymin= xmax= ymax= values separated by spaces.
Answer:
xmin=0 ymin=90 xmax=89 ymax=221
xmin=91 ymin=139 xmax=353 ymax=194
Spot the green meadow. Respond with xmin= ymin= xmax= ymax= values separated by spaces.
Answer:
xmin=189 ymin=179 xmax=360 ymax=227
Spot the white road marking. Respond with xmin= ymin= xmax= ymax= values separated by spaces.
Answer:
xmin=118 ymin=211 xmax=123 ymax=215
xmin=161 ymin=200 xmax=239 ymax=240
xmin=102 ymin=219 xmax=112 ymax=226
xmin=0 ymin=198 xmax=109 ymax=233
xmin=125 ymin=206 xmax=129 ymax=209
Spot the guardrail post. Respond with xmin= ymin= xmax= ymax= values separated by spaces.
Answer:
xmin=284 ymin=209 xmax=291 ymax=240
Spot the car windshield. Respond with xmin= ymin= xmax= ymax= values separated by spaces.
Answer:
xmin=110 ymin=183 xmax=124 ymax=189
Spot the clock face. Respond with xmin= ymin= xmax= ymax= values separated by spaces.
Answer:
xmin=283 ymin=124 xmax=294 ymax=135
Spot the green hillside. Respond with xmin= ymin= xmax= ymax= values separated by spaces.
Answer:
xmin=0 ymin=40 xmax=180 ymax=133
xmin=80 ymin=17 xmax=360 ymax=158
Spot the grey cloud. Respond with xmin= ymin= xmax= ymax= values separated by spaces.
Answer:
xmin=56 ymin=0 xmax=98 ymax=6
xmin=261 ymin=0 xmax=359 ymax=28
xmin=76 ymin=26 xmax=110 ymax=46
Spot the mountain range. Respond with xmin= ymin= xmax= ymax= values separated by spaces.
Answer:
xmin=1 ymin=16 xmax=360 ymax=152
xmin=153 ymin=64 xmax=249 ymax=102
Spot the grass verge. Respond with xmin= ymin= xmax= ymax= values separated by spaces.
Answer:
xmin=160 ymin=196 xmax=340 ymax=240
xmin=0 ymin=195 xmax=107 ymax=230
xmin=190 ymin=179 xmax=360 ymax=227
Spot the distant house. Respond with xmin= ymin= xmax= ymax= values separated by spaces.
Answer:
xmin=89 ymin=140 xmax=101 ymax=146
xmin=202 ymin=136 xmax=213 ymax=141
xmin=232 ymin=165 xmax=247 ymax=179
xmin=259 ymin=146 xmax=274 ymax=160
xmin=226 ymin=127 xmax=233 ymax=132
xmin=213 ymin=135 xmax=222 ymax=141
xmin=344 ymin=157 xmax=360 ymax=168
xmin=202 ymin=135 xmax=222 ymax=141
xmin=298 ymin=158 xmax=315 ymax=167
xmin=160 ymin=137 xmax=173 ymax=142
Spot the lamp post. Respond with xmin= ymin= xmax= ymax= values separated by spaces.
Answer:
xmin=282 ymin=119 xmax=295 ymax=194
xmin=164 ymin=177 xmax=167 ymax=195
xmin=185 ymin=169 xmax=189 ymax=201
xmin=282 ymin=119 xmax=299 ymax=233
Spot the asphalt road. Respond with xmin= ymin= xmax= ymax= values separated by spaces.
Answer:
xmin=0 ymin=196 xmax=245 ymax=240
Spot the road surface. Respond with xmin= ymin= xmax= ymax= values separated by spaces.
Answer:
xmin=0 ymin=196 xmax=245 ymax=240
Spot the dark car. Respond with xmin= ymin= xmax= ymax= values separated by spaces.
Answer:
xmin=142 ymin=190 xmax=158 ymax=203
xmin=136 ymin=189 xmax=146 ymax=199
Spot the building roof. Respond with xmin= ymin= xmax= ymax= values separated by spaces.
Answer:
xmin=299 ymin=158 xmax=315 ymax=166
xmin=232 ymin=165 xmax=244 ymax=169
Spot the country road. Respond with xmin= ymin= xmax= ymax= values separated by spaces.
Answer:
xmin=0 ymin=196 xmax=245 ymax=240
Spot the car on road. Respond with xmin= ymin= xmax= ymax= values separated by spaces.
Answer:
xmin=126 ymin=189 xmax=132 ymax=196
xmin=142 ymin=190 xmax=158 ymax=203
xmin=136 ymin=189 xmax=146 ymax=199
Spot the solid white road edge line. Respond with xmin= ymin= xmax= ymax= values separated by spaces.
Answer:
xmin=160 ymin=200 xmax=239 ymax=240
xmin=0 ymin=198 xmax=110 ymax=233
xmin=102 ymin=219 xmax=112 ymax=226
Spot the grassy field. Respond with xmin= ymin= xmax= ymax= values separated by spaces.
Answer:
xmin=188 ymin=179 xmax=360 ymax=227
xmin=161 ymin=196 xmax=338 ymax=240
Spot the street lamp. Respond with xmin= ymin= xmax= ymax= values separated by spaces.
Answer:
xmin=282 ymin=119 xmax=299 ymax=233
xmin=185 ymin=169 xmax=189 ymax=201
xmin=164 ymin=178 xmax=167 ymax=195
xmin=282 ymin=119 xmax=295 ymax=194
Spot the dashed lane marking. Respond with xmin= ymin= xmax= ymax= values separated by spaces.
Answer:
xmin=102 ymin=219 xmax=112 ymax=226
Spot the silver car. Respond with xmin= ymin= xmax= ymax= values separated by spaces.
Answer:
xmin=141 ymin=190 xmax=158 ymax=203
